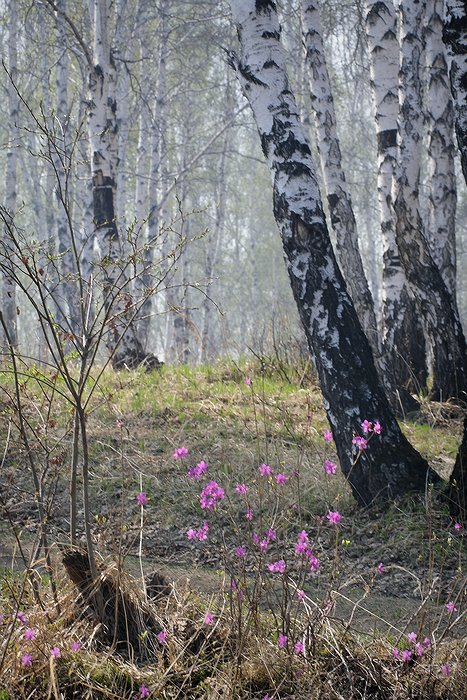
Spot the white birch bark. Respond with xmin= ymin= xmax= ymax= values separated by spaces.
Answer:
xmin=139 ymin=0 xmax=170 ymax=348
xmin=425 ymin=0 xmax=457 ymax=300
xmin=2 ymin=1 xmax=19 ymax=348
xmin=229 ymin=0 xmax=436 ymax=504
xmin=443 ymin=0 xmax=467 ymax=184
xmin=365 ymin=0 xmax=427 ymax=400
xmin=200 ymin=120 xmax=231 ymax=363
xmin=394 ymin=0 xmax=467 ymax=400
xmin=89 ymin=0 xmax=159 ymax=368
xmin=301 ymin=0 xmax=380 ymax=358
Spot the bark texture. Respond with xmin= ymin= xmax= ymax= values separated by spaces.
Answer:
xmin=426 ymin=0 xmax=457 ymax=299
xmin=301 ymin=0 xmax=379 ymax=359
xmin=365 ymin=0 xmax=427 ymax=400
xmin=448 ymin=417 xmax=467 ymax=520
xmin=443 ymin=0 xmax=467 ymax=184
xmin=395 ymin=0 xmax=467 ymax=401
xmin=229 ymin=0 xmax=437 ymax=505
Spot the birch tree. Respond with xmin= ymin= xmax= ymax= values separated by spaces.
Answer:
xmin=301 ymin=0 xmax=379 ymax=358
xmin=2 ymin=1 xmax=20 ymax=348
xmin=425 ymin=0 xmax=457 ymax=299
xmin=229 ymin=0 xmax=436 ymax=505
xmin=394 ymin=0 xmax=467 ymax=400
xmin=364 ymin=0 xmax=427 ymax=400
xmin=88 ymin=0 xmax=160 ymax=368
xmin=443 ymin=0 xmax=467 ymax=185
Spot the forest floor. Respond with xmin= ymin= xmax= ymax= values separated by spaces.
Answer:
xmin=0 ymin=359 xmax=465 ymax=698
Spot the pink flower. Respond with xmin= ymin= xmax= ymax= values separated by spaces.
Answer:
xmin=407 ymin=632 xmax=417 ymax=643
xmin=187 ymin=461 xmax=208 ymax=479
xmin=157 ymin=630 xmax=168 ymax=645
xmin=392 ymin=648 xmax=400 ymax=659
xmin=415 ymin=642 xmax=424 ymax=657
xmin=203 ymin=611 xmax=214 ymax=625
xmin=361 ymin=419 xmax=372 ymax=434
xmin=24 ymin=627 xmax=36 ymax=641
xmin=377 ymin=562 xmax=384 ymax=574
xmin=16 ymin=611 xmax=28 ymax=625
xmin=294 ymin=641 xmax=304 ymax=654
xmin=307 ymin=552 xmax=320 ymax=571
xmin=71 ymin=641 xmax=81 ymax=652
xmin=275 ymin=473 xmax=287 ymax=485
xmin=277 ymin=633 xmax=288 ymax=648
xmin=297 ymin=589 xmax=305 ymax=602
xmin=173 ymin=447 xmax=188 ymax=459
xmin=259 ymin=539 xmax=269 ymax=552
xmin=51 ymin=647 xmax=61 ymax=659
xmin=446 ymin=601 xmax=457 ymax=614
xmin=234 ymin=546 xmax=247 ymax=558
xmin=200 ymin=480 xmax=225 ymax=510
xmin=323 ymin=430 xmax=333 ymax=442
xmin=245 ymin=376 xmax=252 ymax=386
xmin=266 ymin=528 xmax=276 ymax=541
xmin=352 ymin=435 xmax=368 ymax=450
xmin=454 ymin=522 xmax=461 ymax=531
xmin=324 ymin=459 xmax=337 ymax=475
xmin=139 ymin=685 xmax=150 ymax=699
xmin=245 ymin=508 xmax=253 ymax=520
xmin=235 ymin=483 xmax=248 ymax=494
xmin=326 ymin=511 xmax=341 ymax=525
xmin=441 ymin=664 xmax=451 ymax=676
xmin=267 ymin=559 xmax=286 ymax=573
xmin=137 ymin=492 xmax=148 ymax=507
xmin=295 ymin=530 xmax=310 ymax=555
xmin=401 ymin=650 xmax=412 ymax=662
xmin=259 ymin=463 xmax=272 ymax=477
xmin=21 ymin=653 xmax=33 ymax=667
xmin=423 ymin=637 xmax=431 ymax=648
xmin=373 ymin=421 xmax=382 ymax=434
xmin=186 ymin=521 xmax=209 ymax=541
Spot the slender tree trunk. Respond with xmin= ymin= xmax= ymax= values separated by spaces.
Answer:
xmin=365 ymin=0 xmax=427 ymax=401
xmin=425 ymin=0 xmax=457 ymax=300
xmin=139 ymin=0 xmax=170 ymax=348
xmin=394 ymin=0 xmax=467 ymax=401
xmin=2 ymin=1 xmax=19 ymax=348
xmin=89 ymin=0 xmax=159 ymax=369
xmin=229 ymin=0 xmax=437 ymax=505
xmin=200 ymin=94 xmax=232 ymax=364
xmin=443 ymin=0 xmax=467 ymax=185
xmin=301 ymin=0 xmax=379 ymax=358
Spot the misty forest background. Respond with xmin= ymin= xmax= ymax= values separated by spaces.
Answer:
xmin=1 ymin=0 xmax=466 ymax=370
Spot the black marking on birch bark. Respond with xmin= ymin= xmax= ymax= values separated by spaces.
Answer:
xmin=262 ymin=31 xmax=280 ymax=40
xmin=237 ymin=63 xmax=267 ymax=86
xmin=256 ymin=0 xmax=276 ymax=13
xmin=263 ymin=59 xmax=279 ymax=69
xmin=377 ymin=129 xmax=397 ymax=149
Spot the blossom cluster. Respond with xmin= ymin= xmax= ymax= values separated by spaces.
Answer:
xmin=186 ymin=521 xmax=209 ymax=541
xmin=200 ymin=480 xmax=225 ymax=510
xmin=294 ymin=530 xmax=320 ymax=571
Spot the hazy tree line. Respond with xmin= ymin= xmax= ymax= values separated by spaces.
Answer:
xmin=1 ymin=0 xmax=465 ymax=368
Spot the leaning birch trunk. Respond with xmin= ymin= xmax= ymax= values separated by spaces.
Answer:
xmin=443 ymin=0 xmax=467 ymax=185
xmin=89 ymin=0 xmax=159 ymax=369
xmin=229 ymin=0 xmax=437 ymax=505
xmin=365 ymin=0 xmax=427 ymax=401
xmin=2 ymin=1 xmax=19 ymax=349
xmin=301 ymin=1 xmax=379 ymax=359
xmin=394 ymin=0 xmax=467 ymax=400
xmin=425 ymin=0 xmax=457 ymax=299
